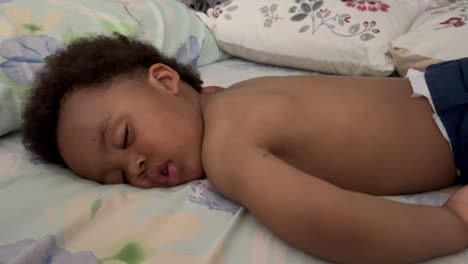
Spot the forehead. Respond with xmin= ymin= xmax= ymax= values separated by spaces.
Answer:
xmin=58 ymin=85 xmax=117 ymax=136
xmin=58 ymin=79 xmax=149 ymax=130
xmin=56 ymin=88 xmax=110 ymax=180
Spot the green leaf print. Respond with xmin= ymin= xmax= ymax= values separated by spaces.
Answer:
xmin=360 ymin=33 xmax=375 ymax=41
xmin=22 ymin=23 xmax=42 ymax=34
xmin=91 ymin=197 xmax=102 ymax=220
xmin=339 ymin=14 xmax=350 ymax=20
xmin=100 ymin=20 xmax=133 ymax=36
xmin=226 ymin=5 xmax=238 ymax=12
xmin=288 ymin=1 xmax=380 ymax=40
xmin=312 ymin=1 xmax=323 ymax=11
xmin=349 ymin=23 xmax=361 ymax=34
xmin=113 ymin=242 xmax=146 ymax=264
xmin=301 ymin=3 xmax=311 ymax=13
xmin=290 ymin=13 xmax=308 ymax=21
xmin=299 ymin=25 xmax=310 ymax=33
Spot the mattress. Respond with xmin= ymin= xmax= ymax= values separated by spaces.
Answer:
xmin=0 ymin=58 xmax=466 ymax=264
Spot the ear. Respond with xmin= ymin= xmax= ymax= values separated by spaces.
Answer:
xmin=147 ymin=63 xmax=180 ymax=95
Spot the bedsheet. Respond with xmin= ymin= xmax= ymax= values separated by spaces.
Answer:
xmin=1 ymin=58 xmax=467 ymax=264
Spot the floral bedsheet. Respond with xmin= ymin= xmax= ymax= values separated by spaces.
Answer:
xmin=1 ymin=58 xmax=468 ymax=264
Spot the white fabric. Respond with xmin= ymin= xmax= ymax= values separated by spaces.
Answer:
xmin=407 ymin=69 xmax=451 ymax=145
xmin=199 ymin=0 xmax=423 ymax=76
xmin=391 ymin=1 xmax=468 ymax=71
xmin=0 ymin=83 xmax=21 ymax=136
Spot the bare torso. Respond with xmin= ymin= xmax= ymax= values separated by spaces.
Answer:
xmin=202 ymin=75 xmax=457 ymax=195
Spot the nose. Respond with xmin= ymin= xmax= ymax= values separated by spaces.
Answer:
xmin=125 ymin=152 xmax=146 ymax=179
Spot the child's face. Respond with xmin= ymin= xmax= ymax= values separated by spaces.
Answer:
xmin=56 ymin=64 xmax=204 ymax=188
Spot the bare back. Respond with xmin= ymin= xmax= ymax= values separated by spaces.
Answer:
xmin=202 ymin=75 xmax=457 ymax=195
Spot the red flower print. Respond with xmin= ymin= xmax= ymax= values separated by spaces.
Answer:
xmin=345 ymin=0 xmax=390 ymax=12
xmin=440 ymin=17 xmax=465 ymax=27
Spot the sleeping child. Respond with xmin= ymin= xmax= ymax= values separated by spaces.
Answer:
xmin=22 ymin=34 xmax=468 ymax=264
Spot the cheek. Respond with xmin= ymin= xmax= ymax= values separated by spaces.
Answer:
xmin=105 ymin=174 xmax=123 ymax=184
xmin=173 ymin=115 xmax=202 ymax=144
xmin=134 ymin=117 xmax=177 ymax=154
xmin=134 ymin=103 xmax=202 ymax=152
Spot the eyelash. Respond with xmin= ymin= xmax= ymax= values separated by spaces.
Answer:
xmin=122 ymin=124 xmax=129 ymax=149
xmin=121 ymin=124 xmax=129 ymax=184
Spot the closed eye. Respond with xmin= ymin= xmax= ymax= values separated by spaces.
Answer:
xmin=122 ymin=124 xmax=129 ymax=149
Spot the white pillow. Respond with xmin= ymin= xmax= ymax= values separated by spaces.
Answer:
xmin=199 ymin=0 xmax=424 ymax=76
xmin=389 ymin=0 xmax=468 ymax=76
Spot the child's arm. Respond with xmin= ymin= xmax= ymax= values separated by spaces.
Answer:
xmin=206 ymin=145 xmax=468 ymax=264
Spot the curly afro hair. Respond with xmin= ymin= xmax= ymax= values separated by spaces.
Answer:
xmin=22 ymin=34 xmax=203 ymax=166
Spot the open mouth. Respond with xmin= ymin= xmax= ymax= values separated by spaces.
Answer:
xmin=161 ymin=166 xmax=169 ymax=177
xmin=156 ymin=162 xmax=170 ymax=185
xmin=149 ymin=161 xmax=180 ymax=187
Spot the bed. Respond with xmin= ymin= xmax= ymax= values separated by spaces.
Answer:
xmin=2 ymin=0 xmax=468 ymax=263
xmin=0 ymin=57 xmax=467 ymax=263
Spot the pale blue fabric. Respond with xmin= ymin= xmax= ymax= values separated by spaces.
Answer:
xmin=0 ymin=235 xmax=97 ymax=264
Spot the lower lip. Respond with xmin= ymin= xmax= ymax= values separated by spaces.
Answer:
xmin=167 ymin=162 xmax=181 ymax=186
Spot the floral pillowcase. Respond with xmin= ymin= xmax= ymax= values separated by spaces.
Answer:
xmin=389 ymin=0 xmax=468 ymax=76
xmin=0 ymin=0 xmax=224 ymax=136
xmin=198 ymin=0 xmax=450 ymax=76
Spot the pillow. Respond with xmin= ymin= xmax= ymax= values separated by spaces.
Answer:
xmin=389 ymin=0 xmax=468 ymax=76
xmin=0 ymin=0 xmax=224 ymax=136
xmin=180 ymin=0 xmax=229 ymax=13
xmin=198 ymin=0 xmax=425 ymax=76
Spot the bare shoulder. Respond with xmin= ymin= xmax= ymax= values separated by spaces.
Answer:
xmin=200 ymin=80 xmax=277 ymax=198
xmin=200 ymin=75 xmax=297 ymax=147
xmin=201 ymin=76 xmax=286 ymax=142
